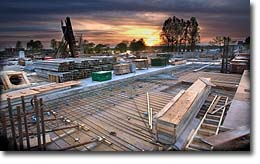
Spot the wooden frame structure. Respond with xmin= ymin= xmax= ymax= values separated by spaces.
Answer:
xmin=155 ymin=78 xmax=212 ymax=144
xmin=1 ymin=71 xmax=31 ymax=90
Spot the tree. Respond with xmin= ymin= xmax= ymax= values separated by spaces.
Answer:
xmin=115 ymin=42 xmax=127 ymax=53
xmin=160 ymin=16 xmax=200 ymax=52
xmin=160 ymin=17 xmax=174 ymax=52
xmin=189 ymin=17 xmax=200 ymax=51
xmin=82 ymin=40 xmax=95 ymax=54
xmin=26 ymin=40 xmax=43 ymax=52
xmin=34 ymin=40 xmax=43 ymax=51
xmin=94 ymin=44 xmax=107 ymax=53
xmin=15 ymin=41 xmax=22 ymax=49
xmin=50 ymin=39 xmax=58 ymax=50
xmin=129 ymin=38 xmax=146 ymax=52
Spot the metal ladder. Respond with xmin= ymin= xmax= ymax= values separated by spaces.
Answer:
xmin=186 ymin=95 xmax=229 ymax=151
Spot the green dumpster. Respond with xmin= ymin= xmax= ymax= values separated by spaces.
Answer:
xmin=151 ymin=57 xmax=168 ymax=66
xmin=91 ymin=71 xmax=112 ymax=82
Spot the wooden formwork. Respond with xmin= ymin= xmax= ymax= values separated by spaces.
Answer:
xmin=155 ymin=78 xmax=212 ymax=144
xmin=1 ymin=71 xmax=31 ymax=90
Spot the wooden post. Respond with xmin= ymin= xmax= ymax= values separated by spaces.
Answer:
xmin=33 ymin=96 xmax=42 ymax=150
xmin=16 ymin=106 xmax=24 ymax=150
xmin=39 ymin=98 xmax=46 ymax=150
xmin=21 ymin=96 xmax=30 ymax=150
xmin=7 ymin=98 xmax=17 ymax=150
xmin=0 ymin=111 xmax=7 ymax=139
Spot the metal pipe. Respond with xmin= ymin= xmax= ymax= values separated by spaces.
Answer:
xmin=146 ymin=92 xmax=150 ymax=127
xmin=150 ymin=107 xmax=153 ymax=130
xmin=21 ymin=96 xmax=30 ymax=150
xmin=7 ymin=98 xmax=17 ymax=150
xmin=16 ymin=106 xmax=24 ymax=150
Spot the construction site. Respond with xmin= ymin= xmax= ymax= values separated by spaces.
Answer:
xmin=0 ymin=17 xmax=251 ymax=151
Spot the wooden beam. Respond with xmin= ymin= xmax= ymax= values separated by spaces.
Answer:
xmin=201 ymin=126 xmax=250 ymax=148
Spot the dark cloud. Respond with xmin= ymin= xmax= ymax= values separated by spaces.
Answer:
xmin=0 ymin=0 xmax=250 ymax=48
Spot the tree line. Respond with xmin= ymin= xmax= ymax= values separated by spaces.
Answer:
xmin=160 ymin=16 xmax=200 ymax=52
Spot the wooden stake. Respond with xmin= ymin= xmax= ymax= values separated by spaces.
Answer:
xmin=7 ymin=98 xmax=17 ymax=150
xmin=0 ymin=111 xmax=7 ymax=138
xmin=33 ymin=96 xmax=42 ymax=150
xmin=16 ymin=106 xmax=24 ymax=150
xmin=21 ymin=96 xmax=30 ymax=150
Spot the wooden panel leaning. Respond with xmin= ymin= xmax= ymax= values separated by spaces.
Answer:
xmin=155 ymin=78 xmax=213 ymax=144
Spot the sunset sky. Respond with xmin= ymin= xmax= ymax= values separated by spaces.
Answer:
xmin=0 ymin=0 xmax=250 ymax=49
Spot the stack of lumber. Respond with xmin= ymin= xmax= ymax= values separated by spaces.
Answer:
xmin=132 ymin=59 xmax=149 ymax=69
xmin=67 ymin=58 xmax=91 ymax=69
xmin=48 ymin=72 xmax=72 ymax=83
xmin=1 ymin=71 xmax=31 ymax=90
xmin=155 ymin=78 xmax=213 ymax=144
xmin=34 ymin=57 xmax=116 ymax=83
xmin=34 ymin=59 xmax=75 ymax=72
xmin=230 ymin=53 xmax=250 ymax=74
xmin=1 ymin=81 xmax=80 ymax=101
xmin=113 ymin=63 xmax=131 ymax=75
xmin=90 ymin=56 xmax=116 ymax=64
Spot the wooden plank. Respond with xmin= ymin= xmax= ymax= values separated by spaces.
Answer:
xmin=1 ymin=89 xmax=40 ymax=101
xmin=199 ymin=77 xmax=216 ymax=87
xmin=160 ymin=78 xmax=209 ymax=124
xmin=208 ymin=96 xmax=221 ymax=113
xmin=160 ymin=91 xmax=198 ymax=124
xmin=154 ymin=90 xmax=185 ymax=118
xmin=1 ymin=81 xmax=81 ymax=101
xmin=156 ymin=78 xmax=211 ymax=144
xmin=201 ymin=126 xmax=250 ymax=147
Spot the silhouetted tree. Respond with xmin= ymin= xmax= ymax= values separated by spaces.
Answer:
xmin=129 ymin=38 xmax=146 ymax=52
xmin=82 ymin=40 xmax=95 ymax=54
xmin=94 ymin=44 xmax=107 ymax=53
xmin=115 ymin=42 xmax=127 ymax=53
xmin=15 ymin=41 xmax=22 ymax=49
xmin=26 ymin=40 xmax=43 ymax=52
xmin=189 ymin=17 xmax=200 ymax=51
xmin=161 ymin=16 xmax=200 ymax=52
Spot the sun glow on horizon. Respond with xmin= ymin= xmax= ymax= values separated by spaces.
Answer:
xmin=122 ymin=26 xmax=161 ymax=46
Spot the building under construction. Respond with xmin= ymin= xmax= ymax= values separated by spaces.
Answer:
xmin=0 ymin=50 xmax=250 ymax=151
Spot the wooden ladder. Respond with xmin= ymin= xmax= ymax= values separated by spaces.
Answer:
xmin=185 ymin=96 xmax=229 ymax=151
